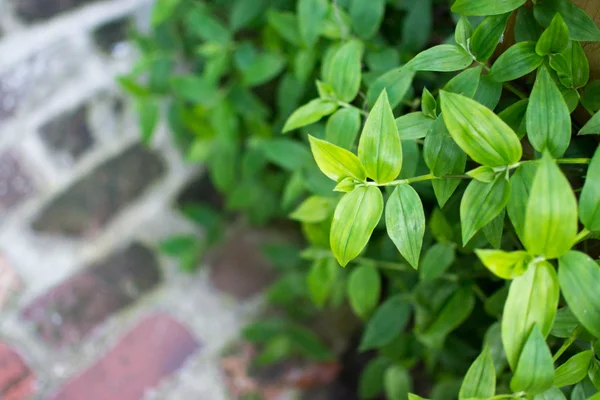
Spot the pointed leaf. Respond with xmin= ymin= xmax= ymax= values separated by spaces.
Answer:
xmin=360 ymin=294 xmax=411 ymax=351
xmin=510 ymin=324 xmax=554 ymax=394
xmin=407 ymin=45 xmax=473 ymax=72
xmin=395 ymin=113 xmax=433 ymax=140
xmin=471 ymin=13 xmax=511 ymax=62
xmin=554 ymin=350 xmax=593 ymax=388
xmin=473 ymin=74 xmax=503 ymax=110
xmin=298 ymin=0 xmax=328 ymax=47
xmin=444 ymin=66 xmax=482 ymax=98
xmin=515 ymin=7 xmax=542 ymax=42
xmin=458 ymin=347 xmax=496 ymax=400
xmin=325 ymin=39 xmax=364 ymax=102
xmin=490 ymin=42 xmax=544 ymax=82
xmin=350 ymin=0 xmax=385 ymax=40
xmin=367 ymin=68 xmax=415 ymax=108
xmin=348 ymin=264 xmax=381 ymax=319
xmin=483 ymin=208 xmax=505 ymax=248
xmin=536 ymin=13 xmax=569 ymax=56
xmin=424 ymin=115 xmax=465 ymax=176
xmin=307 ymin=258 xmax=338 ymax=308
xmin=326 ymin=108 xmax=361 ymax=150
xmin=476 ymin=249 xmax=531 ymax=280
xmin=385 ymin=185 xmax=425 ymax=269
xmin=440 ymin=90 xmax=522 ymax=167
xmin=331 ymin=186 xmax=383 ymax=266
xmin=533 ymin=0 xmax=600 ymax=42
xmin=308 ymin=135 xmax=366 ymax=182
xmin=359 ymin=90 xmax=403 ymax=183
xmin=420 ymin=243 xmax=455 ymax=281
xmin=451 ymin=0 xmax=527 ymax=16
xmin=432 ymin=152 xmax=466 ymax=208
xmin=507 ymin=162 xmax=538 ymax=242
xmin=422 ymin=87 xmax=437 ymax=118
xmin=283 ymin=99 xmax=338 ymax=132
xmin=579 ymin=146 xmax=600 ymax=231
xmin=455 ymin=16 xmax=473 ymax=49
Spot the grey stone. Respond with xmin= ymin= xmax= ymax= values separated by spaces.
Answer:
xmin=0 ymin=150 xmax=36 ymax=213
xmin=32 ymin=144 xmax=165 ymax=237
xmin=93 ymin=16 xmax=131 ymax=56
xmin=13 ymin=0 xmax=103 ymax=22
xmin=39 ymin=104 xmax=94 ymax=163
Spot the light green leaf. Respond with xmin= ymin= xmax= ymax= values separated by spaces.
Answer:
xmin=137 ymin=98 xmax=159 ymax=145
xmin=502 ymin=260 xmax=559 ymax=370
xmin=307 ymin=258 xmax=338 ymax=308
xmin=515 ymin=7 xmax=542 ymax=43
xmin=331 ymin=186 xmax=383 ymax=266
xmin=460 ymin=176 xmax=511 ymax=245
xmin=440 ymin=90 xmax=522 ymax=167
xmin=475 ymin=249 xmax=531 ymax=280
xmin=409 ymin=394 xmax=429 ymax=400
xmin=420 ymin=243 xmax=455 ymax=281
xmin=258 ymin=138 xmax=312 ymax=170
xmin=407 ymin=45 xmax=473 ymax=72
xmin=580 ymin=111 xmax=600 ymax=135
xmin=507 ymin=162 xmax=538 ymax=242
xmin=326 ymin=108 xmax=361 ymax=150
xmin=348 ymin=264 xmax=381 ymax=319
xmin=473 ymin=74 xmax=503 ymax=110
xmin=396 ymin=113 xmax=433 ymax=140
xmin=359 ymin=90 xmax=403 ymax=183
xmin=385 ymin=365 xmax=411 ymax=400
xmin=458 ymin=347 xmax=496 ymax=400
xmin=533 ymin=0 xmax=600 ymax=42
xmin=152 ymin=0 xmax=180 ymax=26
xmin=467 ymin=166 xmax=497 ymax=183
xmin=444 ymin=65 xmax=482 ymax=98
xmin=422 ymin=87 xmax=437 ymax=119
xmin=526 ymin=67 xmax=571 ymax=157
xmin=267 ymin=10 xmax=302 ymax=45
xmin=524 ymin=152 xmax=578 ymax=259
xmin=350 ymin=0 xmax=385 ymax=40
xmin=451 ymin=0 xmax=527 ymax=16
xmin=490 ymin=41 xmax=543 ymax=82
xmin=554 ymin=350 xmax=594 ymax=388
xmin=284 ymin=100 xmax=338 ymax=132
xmin=386 ymin=185 xmax=425 ymax=269
xmin=533 ymin=388 xmax=567 ymax=400
xmin=325 ymin=39 xmax=364 ymax=102
xmin=360 ymin=294 xmax=411 ymax=351
xmin=579 ymin=146 xmax=600 ymax=231
xmin=423 ymin=115 xmax=465 ymax=177
xmin=334 ymin=177 xmax=359 ymax=193
xmin=510 ymin=324 xmax=554 ymax=395
xmin=559 ymin=251 xmax=600 ymax=338
xmin=536 ymin=13 xmax=570 ymax=56
xmin=298 ymin=0 xmax=328 ymax=47
xmin=230 ymin=0 xmax=268 ymax=31
xmin=399 ymin=140 xmax=420 ymax=179
xmin=471 ymin=13 xmax=511 ymax=62
xmin=289 ymin=196 xmax=335 ymax=223
xmin=455 ymin=16 xmax=473 ymax=50
xmin=242 ymin=52 xmax=287 ymax=87
xmin=367 ymin=68 xmax=415 ymax=108
xmin=308 ymin=135 xmax=366 ymax=182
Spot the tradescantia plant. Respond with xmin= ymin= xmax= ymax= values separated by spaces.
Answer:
xmin=123 ymin=0 xmax=600 ymax=398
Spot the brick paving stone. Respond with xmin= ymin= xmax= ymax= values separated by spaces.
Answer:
xmin=22 ymin=243 xmax=162 ymax=347
xmin=0 ymin=254 xmax=21 ymax=310
xmin=12 ymin=0 xmax=103 ymax=22
xmin=39 ymin=104 xmax=94 ymax=163
xmin=0 ymin=341 xmax=36 ymax=400
xmin=0 ymin=150 xmax=36 ymax=213
xmin=50 ymin=313 xmax=200 ymax=400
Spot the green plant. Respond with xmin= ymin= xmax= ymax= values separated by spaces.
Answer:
xmin=122 ymin=0 xmax=600 ymax=398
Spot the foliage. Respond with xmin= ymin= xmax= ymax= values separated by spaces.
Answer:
xmin=122 ymin=0 xmax=600 ymax=398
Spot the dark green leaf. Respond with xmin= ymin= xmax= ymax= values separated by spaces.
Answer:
xmin=473 ymin=74 xmax=503 ymax=110
xmin=359 ymin=357 xmax=390 ymax=399
xmin=536 ymin=13 xmax=570 ymax=56
xmin=230 ymin=0 xmax=268 ymax=31
xmin=444 ymin=66 xmax=482 ymax=98
xmin=507 ymin=162 xmax=538 ymax=242
xmin=432 ymin=151 xmax=467 ymax=208
xmin=242 ymin=52 xmax=286 ymax=87
xmin=420 ymin=243 xmax=455 ymax=281
xmin=499 ymin=99 xmax=528 ymax=138
xmin=402 ymin=0 xmax=432 ymax=52
xmin=259 ymin=138 xmax=312 ymax=170
xmin=360 ymin=294 xmax=411 ymax=350
xmin=366 ymin=67 xmax=415 ymax=108
xmin=396 ymin=113 xmax=434 ymax=140
xmin=350 ymin=0 xmax=385 ymax=40
xmin=490 ymin=42 xmax=544 ymax=82
xmin=482 ymin=208 xmax=505 ymax=249
xmin=348 ymin=264 xmax=381 ymax=319
xmin=533 ymin=0 xmax=600 ymax=42
xmin=580 ymin=110 xmax=600 ymax=135
xmin=298 ymin=0 xmax=328 ymax=47
xmin=515 ymin=7 xmax=542 ymax=42
xmin=579 ymin=146 xmax=600 ymax=231
xmin=267 ymin=10 xmax=302 ymax=45
xmin=422 ymin=87 xmax=437 ymax=118
xmin=423 ymin=115 xmax=465 ymax=176
xmin=451 ymin=0 xmax=527 ymax=16
xmin=470 ymin=13 xmax=511 ymax=62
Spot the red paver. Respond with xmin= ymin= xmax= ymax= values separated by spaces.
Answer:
xmin=0 ymin=341 xmax=35 ymax=400
xmin=50 ymin=313 xmax=200 ymax=400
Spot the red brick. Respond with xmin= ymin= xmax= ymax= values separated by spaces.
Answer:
xmin=0 ymin=341 xmax=35 ymax=400
xmin=22 ymin=244 xmax=161 ymax=347
xmin=50 ymin=313 xmax=199 ymax=400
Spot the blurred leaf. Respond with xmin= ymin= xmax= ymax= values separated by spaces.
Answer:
xmin=385 ymin=365 xmax=412 ymax=400
xmin=348 ymin=264 xmax=381 ymax=319
xmin=366 ymin=67 xmax=415 ymax=108
xmin=307 ymin=258 xmax=338 ymax=308
xmin=350 ymin=0 xmax=385 ymax=40
xmin=325 ymin=108 xmax=361 ymax=150
xmin=451 ymin=0 xmax=526 ymax=16
xmin=283 ymin=100 xmax=338 ymax=132
xmin=420 ymin=243 xmax=455 ymax=281
xmin=360 ymin=294 xmax=411 ymax=350
xmin=298 ymin=0 xmax=328 ymax=47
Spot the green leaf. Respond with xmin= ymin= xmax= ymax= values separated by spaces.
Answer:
xmin=458 ymin=347 xmax=496 ymax=400
xmin=451 ymin=0 xmax=527 ymax=16
xmin=137 ymin=98 xmax=159 ymax=145
xmin=325 ymin=39 xmax=364 ymax=102
xmin=526 ymin=66 xmax=571 ymax=157
xmin=536 ymin=13 xmax=570 ymax=56
xmin=348 ymin=264 xmax=381 ymax=319
xmin=152 ymin=0 xmax=180 ymax=26
xmin=396 ymin=113 xmax=433 ymax=140
xmin=294 ymin=49 xmax=316 ymax=83
xmin=420 ymin=243 xmax=455 ymax=281
xmin=507 ymin=162 xmax=538 ymax=242
xmin=580 ymin=111 xmax=600 ymax=135
xmin=384 ymin=365 xmax=412 ymax=400
xmin=554 ymin=350 xmax=594 ymax=388
xmin=409 ymin=395 xmax=429 ymax=400
xmin=350 ymin=0 xmax=385 ymax=40
xmin=283 ymin=100 xmax=338 ymax=132
xmin=267 ymin=10 xmax=302 ymax=45
xmin=467 ymin=166 xmax=497 ymax=183
xmin=571 ymin=42 xmax=590 ymax=88
xmin=483 ymin=208 xmax=505 ymax=248
xmin=444 ymin=66 xmax=482 ymax=98
xmin=230 ymin=0 xmax=268 ymax=31
xmin=515 ymin=7 xmax=543 ymax=43
xmin=308 ymin=135 xmax=366 ymax=182
xmin=490 ymin=42 xmax=544 ymax=82
xmin=455 ymin=16 xmax=473 ymax=50
xmin=360 ymin=294 xmax=411 ymax=350
xmin=159 ymin=235 xmax=199 ymax=257
xmin=386 ymin=185 xmax=425 ymax=269
xmin=258 ymin=138 xmax=312 ymax=170
xmin=571 ymin=379 xmax=597 ymax=400
xmin=460 ymin=176 xmax=511 ymax=245
xmin=589 ymin=359 xmax=600 ymax=390
xmin=533 ymin=388 xmax=567 ymax=400
xmin=289 ymin=196 xmax=335 ymax=223
xmin=298 ymin=0 xmax=328 ymax=47
xmin=579 ymin=146 xmax=600 ymax=231
xmin=185 ymin=5 xmax=231 ymax=43
xmin=550 ymin=307 xmax=580 ymax=338
xmin=359 ymin=90 xmax=403 ymax=183
xmin=524 ymin=152 xmax=578 ymax=259
xmin=407 ymin=45 xmax=473 ymax=72
xmin=559 ymin=251 xmax=600 ymax=338
xmin=424 ymin=115 xmax=465 ymax=177
xmin=440 ymin=90 xmax=522 ymax=167
xmin=170 ymin=76 xmax=219 ymax=106
xmin=432 ymin=151 xmax=467 ymax=208
xmin=422 ymin=88 xmax=437 ymax=118
xmin=359 ymin=357 xmax=390 ymax=399
xmin=473 ymin=74 xmax=503 ymax=110
xmin=331 ymin=186 xmax=383 ymax=266
xmin=470 ymin=13 xmax=511 ymax=62
xmin=533 ymin=0 xmax=600 ymax=42
xmin=366 ymin=68 xmax=415 ymax=108
xmin=242 ymin=52 xmax=286 ymax=87
xmin=498 ymin=99 xmax=529 ymax=138
xmin=510 ymin=324 xmax=554 ymax=395
xmin=401 ymin=0 xmax=432 ymax=52
xmin=476 ymin=249 xmax=531 ymax=280
xmin=484 ymin=322 xmax=509 ymax=375
xmin=326 ymin=108 xmax=361 ymax=150
xmin=307 ymin=258 xmax=338 ymax=308
xmin=502 ymin=260 xmax=559 ymax=370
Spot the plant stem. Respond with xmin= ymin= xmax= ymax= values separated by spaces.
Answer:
xmin=338 ymin=101 xmax=368 ymax=117
xmin=556 ymin=158 xmax=590 ymax=165
xmin=479 ymin=62 xmax=527 ymax=100
xmin=573 ymin=228 xmax=591 ymax=245
xmin=553 ymin=335 xmax=576 ymax=362
xmin=490 ymin=393 xmax=526 ymax=400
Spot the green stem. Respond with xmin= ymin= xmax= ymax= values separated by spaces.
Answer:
xmin=490 ymin=393 xmax=526 ymax=400
xmin=573 ymin=228 xmax=591 ymax=245
xmin=338 ymin=101 xmax=368 ymax=117
xmin=553 ymin=335 xmax=576 ymax=362
xmin=556 ymin=158 xmax=590 ymax=165
xmin=479 ymin=62 xmax=527 ymax=100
